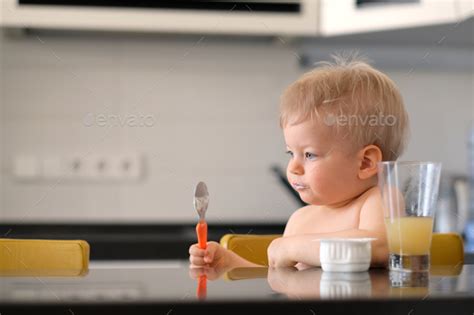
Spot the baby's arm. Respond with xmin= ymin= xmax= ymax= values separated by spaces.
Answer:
xmin=189 ymin=241 xmax=263 ymax=270
xmin=277 ymin=206 xmax=314 ymax=270
xmin=268 ymin=189 xmax=389 ymax=268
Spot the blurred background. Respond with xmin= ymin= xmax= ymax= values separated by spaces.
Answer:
xmin=0 ymin=0 xmax=473 ymax=259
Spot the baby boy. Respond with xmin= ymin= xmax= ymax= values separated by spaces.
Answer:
xmin=189 ymin=55 xmax=409 ymax=271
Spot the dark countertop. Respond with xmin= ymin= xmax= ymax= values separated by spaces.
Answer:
xmin=0 ymin=261 xmax=473 ymax=315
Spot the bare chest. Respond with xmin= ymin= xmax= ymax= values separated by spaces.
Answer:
xmin=295 ymin=206 xmax=362 ymax=234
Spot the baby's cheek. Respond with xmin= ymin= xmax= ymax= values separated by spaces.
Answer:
xmin=308 ymin=170 xmax=328 ymax=192
xmin=308 ymin=171 xmax=339 ymax=203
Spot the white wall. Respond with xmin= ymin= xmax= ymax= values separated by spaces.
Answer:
xmin=0 ymin=32 xmax=301 ymax=223
xmin=0 ymin=29 xmax=472 ymax=224
xmin=392 ymin=70 xmax=473 ymax=170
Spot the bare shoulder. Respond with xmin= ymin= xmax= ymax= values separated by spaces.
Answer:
xmin=283 ymin=205 xmax=318 ymax=236
xmin=360 ymin=185 xmax=381 ymax=202
xmin=359 ymin=186 xmax=385 ymax=231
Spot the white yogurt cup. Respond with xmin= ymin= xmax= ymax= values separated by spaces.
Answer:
xmin=319 ymin=238 xmax=376 ymax=272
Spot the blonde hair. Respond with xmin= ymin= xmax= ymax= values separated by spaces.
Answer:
xmin=279 ymin=53 xmax=409 ymax=161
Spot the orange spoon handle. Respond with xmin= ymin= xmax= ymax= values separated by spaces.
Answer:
xmin=196 ymin=221 xmax=208 ymax=249
xmin=196 ymin=221 xmax=208 ymax=300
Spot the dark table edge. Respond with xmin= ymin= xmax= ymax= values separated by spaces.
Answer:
xmin=1 ymin=298 xmax=473 ymax=315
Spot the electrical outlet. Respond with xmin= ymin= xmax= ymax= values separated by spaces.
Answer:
xmin=13 ymin=156 xmax=40 ymax=179
xmin=102 ymin=154 xmax=142 ymax=180
xmin=82 ymin=155 xmax=110 ymax=180
xmin=14 ymin=153 xmax=143 ymax=182
xmin=64 ymin=155 xmax=87 ymax=179
xmin=41 ymin=156 xmax=63 ymax=178
xmin=116 ymin=154 xmax=142 ymax=180
xmin=79 ymin=154 xmax=142 ymax=181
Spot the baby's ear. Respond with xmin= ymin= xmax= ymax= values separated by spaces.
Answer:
xmin=357 ymin=145 xmax=382 ymax=180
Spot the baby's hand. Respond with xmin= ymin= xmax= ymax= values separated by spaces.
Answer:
xmin=188 ymin=241 xmax=230 ymax=269
xmin=188 ymin=241 xmax=235 ymax=281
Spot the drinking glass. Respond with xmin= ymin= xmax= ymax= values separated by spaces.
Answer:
xmin=378 ymin=161 xmax=442 ymax=272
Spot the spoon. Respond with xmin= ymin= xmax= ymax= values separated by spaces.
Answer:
xmin=194 ymin=181 xmax=209 ymax=250
xmin=193 ymin=181 xmax=209 ymax=300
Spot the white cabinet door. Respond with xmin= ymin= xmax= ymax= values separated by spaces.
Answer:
xmin=319 ymin=0 xmax=473 ymax=36
xmin=0 ymin=0 xmax=320 ymax=36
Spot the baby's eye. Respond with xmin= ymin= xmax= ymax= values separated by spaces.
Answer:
xmin=285 ymin=150 xmax=294 ymax=158
xmin=305 ymin=152 xmax=318 ymax=160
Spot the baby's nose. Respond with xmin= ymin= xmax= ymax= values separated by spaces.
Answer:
xmin=288 ymin=159 xmax=304 ymax=175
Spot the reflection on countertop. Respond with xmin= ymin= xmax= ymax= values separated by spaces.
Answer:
xmin=0 ymin=261 xmax=473 ymax=304
xmin=266 ymin=265 xmax=470 ymax=300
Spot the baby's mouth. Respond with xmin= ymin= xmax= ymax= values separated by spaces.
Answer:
xmin=291 ymin=182 xmax=308 ymax=191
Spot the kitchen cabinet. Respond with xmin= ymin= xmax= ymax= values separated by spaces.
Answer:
xmin=0 ymin=0 xmax=472 ymax=36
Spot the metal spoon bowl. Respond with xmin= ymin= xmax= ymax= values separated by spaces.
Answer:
xmin=194 ymin=181 xmax=209 ymax=221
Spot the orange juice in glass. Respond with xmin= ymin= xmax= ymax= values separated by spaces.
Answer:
xmin=378 ymin=161 xmax=441 ymax=272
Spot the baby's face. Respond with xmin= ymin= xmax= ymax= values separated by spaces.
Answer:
xmin=283 ymin=119 xmax=363 ymax=207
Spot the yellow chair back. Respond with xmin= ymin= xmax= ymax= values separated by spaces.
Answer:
xmin=220 ymin=234 xmax=280 ymax=266
xmin=220 ymin=232 xmax=464 ymax=268
xmin=0 ymin=238 xmax=90 ymax=276
xmin=430 ymin=233 xmax=464 ymax=266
